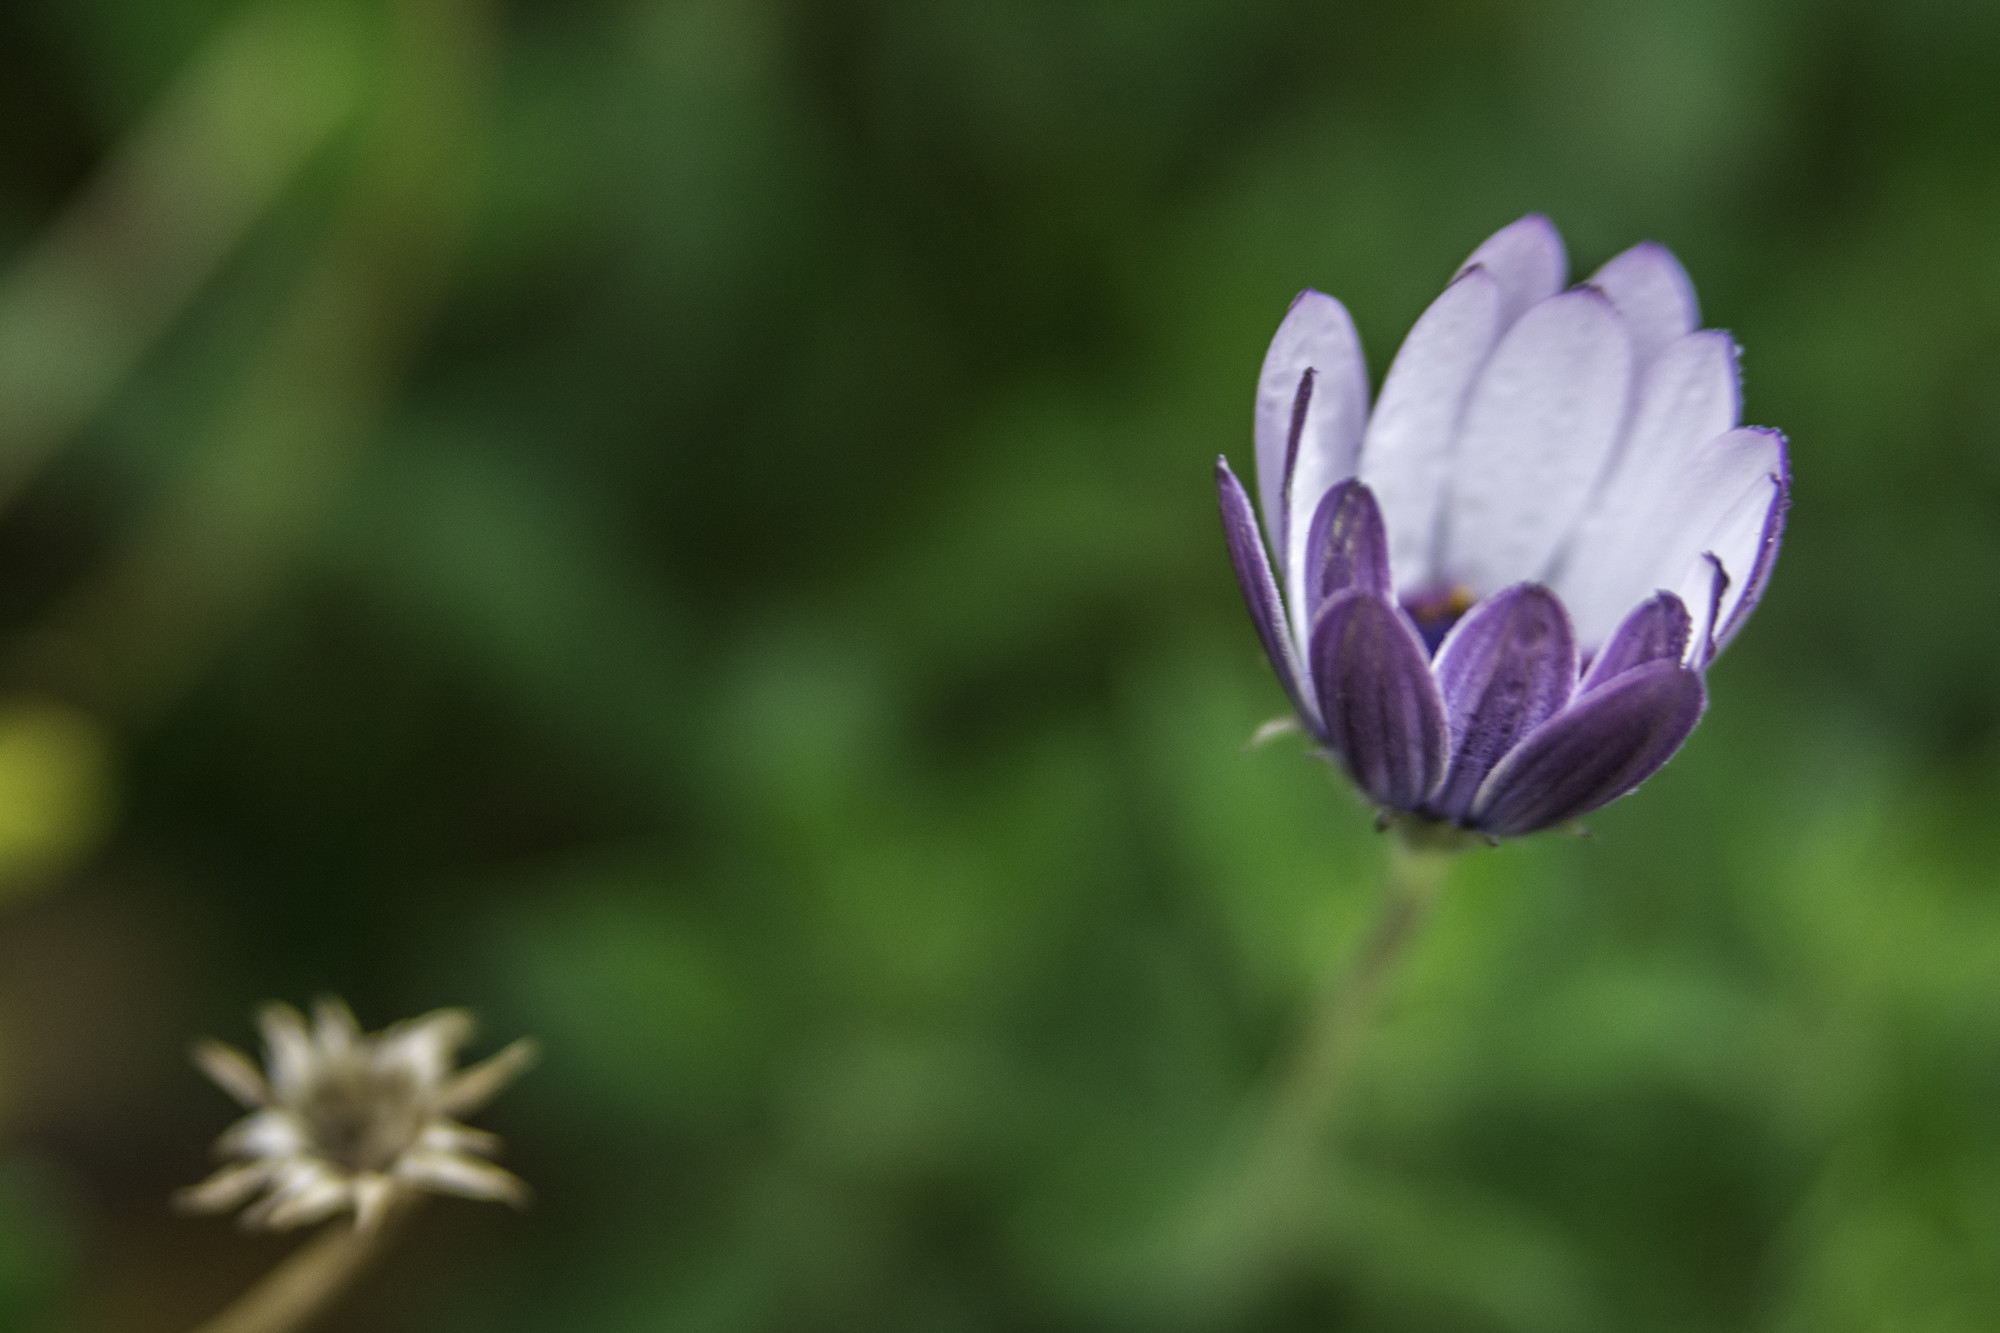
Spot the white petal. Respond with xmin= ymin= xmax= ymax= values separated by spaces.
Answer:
xmin=1457 ymin=215 xmax=1567 ymax=326
xmin=312 ymin=997 xmax=362 ymax=1057
xmin=244 ymin=1160 xmax=352 ymax=1230
xmin=420 ymin=1119 xmax=503 ymax=1158
xmin=258 ymin=1179 xmax=353 ymax=1231
xmin=1438 ymin=289 xmax=1635 ymax=596
xmin=1610 ymin=331 xmax=1741 ymax=489
xmin=176 ymin=1160 xmax=279 ymax=1214
xmin=1358 ymin=267 xmax=1505 ymax=595
xmin=1579 ymin=427 xmax=1785 ymax=656
xmin=1677 ymin=470 xmax=1783 ymax=652
xmin=1552 ymin=330 xmax=1741 ymax=648
xmin=395 ymin=1149 xmax=529 ymax=1206
xmin=376 ymin=1008 xmax=474 ymax=1084
xmin=193 ymin=1040 xmax=269 ymax=1108
xmin=218 ymin=1109 xmax=308 ymax=1160
xmin=1709 ymin=464 xmax=1787 ymax=655
xmin=1253 ymin=291 xmax=1368 ymax=565
xmin=437 ymin=1038 xmax=537 ymax=1117
xmin=1251 ymin=292 xmax=1370 ymax=647
xmin=1670 ymin=554 xmax=1728 ymax=666
xmin=1590 ymin=242 xmax=1699 ymax=369
xmin=258 ymin=1003 xmax=315 ymax=1102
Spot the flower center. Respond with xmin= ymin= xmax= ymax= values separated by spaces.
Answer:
xmin=1402 ymin=585 xmax=1474 ymax=656
xmin=302 ymin=1064 xmax=427 ymax=1173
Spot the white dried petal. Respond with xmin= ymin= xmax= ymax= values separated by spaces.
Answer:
xmin=377 ymin=1008 xmax=475 ymax=1083
xmin=438 ymin=1038 xmax=537 ymax=1117
xmin=192 ymin=1039 xmax=269 ymax=1108
xmin=180 ymin=997 xmax=534 ymax=1231
xmin=257 ymin=1003 xmax=316 ymax=1102
xmin=218 ymin=1109 xmax=307 ymax=1160
xmin=312 ymin=996 xmax=362 ymax=1056
xmin=177 ymin=1160 xmax=279 ymax=1214
xmin=419 ymin=1119 xmax=502 ymax=1158
xmin=394 ymin=1149 xmax=529 ymax=1207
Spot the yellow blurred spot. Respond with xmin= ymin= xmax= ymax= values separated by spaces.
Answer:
xmin=0 ymin=698 xmax=115 ymax=908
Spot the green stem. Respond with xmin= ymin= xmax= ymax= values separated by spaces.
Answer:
xmin=1263 ymin=834 xmax=1458 ymax=1167
xmin=1104 ymin=830 xmax=1469 ymax=1322
xmin=1187 ymin=830 xmax=1460 ymax=1293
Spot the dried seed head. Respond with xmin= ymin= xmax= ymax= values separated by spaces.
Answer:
xmin=179 ymin=997 xmax=536 ymax=1231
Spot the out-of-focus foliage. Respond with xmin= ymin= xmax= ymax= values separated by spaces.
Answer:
xmin=1 ymin=0 xmax=1999 ymax=1330
xmin=0 ymin=699 xmax=114 ymax=907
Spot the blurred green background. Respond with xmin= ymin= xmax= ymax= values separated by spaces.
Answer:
xmin=0 ymin=0 xmax=1998 ymax=1329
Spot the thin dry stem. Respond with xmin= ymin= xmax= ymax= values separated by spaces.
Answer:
xmin=188 ymin=1199 xmax=417 ymax=1333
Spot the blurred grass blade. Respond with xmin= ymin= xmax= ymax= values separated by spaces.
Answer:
xmin=0 ymin=1 xmax=366 ymax=508
xmin=35 ymin=0 xmax=494 ymax=724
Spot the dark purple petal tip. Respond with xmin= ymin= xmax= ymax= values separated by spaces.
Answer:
xmin=1217 ymin=457 xmax=1316 ymax=730
xmin=1309 ymin=589 xmax=1448 ymax=810
xmin=1279 ymin=367 xmax=1316 ymax=529
xmin=1581 ymin=591 xmax=1691 ymax=693
xmin=1471 ymin=660 xmax=1707 ymax=837
xmin=1428 ymin=583 xmax=1577 ymax=822
xmin=1694 ymin=553 xmax=1729 ymax=665
xmin=1303 ymin=479 xmax=1392 ymax=619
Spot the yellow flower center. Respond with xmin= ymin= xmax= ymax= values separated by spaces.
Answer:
xmin=1402 ymin=585 xmax=1474 ymax=655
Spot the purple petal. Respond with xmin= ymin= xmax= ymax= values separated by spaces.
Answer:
xmin=1440 ymin=288 xmax=1635 ymax=597
xmin=1711 ymin=454 xmax=1789 ymax=657
xmin=1457 ymin=215 xmax=1568 ymax=327
xmin=1309 ymin=589 xmax=1448 ymax=810
xmin=1358 ymin=267 xmax=1506 ymax=594
xmin=1429 ymin=584 xmax=1577 ymax=821
xmin=1471 ymin=660 xmax=1707 ymax=836
xmin=1579 ymin=592 xmax=1691 ymax=693
xmin=1552 ymin=330 xmax=1742 ymax=651
xmin=1303 ymin=479 xmax=1392 ymax=621
xmin=1217 ymin=457 xmax=1317 ymax=728
xmin=1253 ymin=291 xmax=1369 ymax=622
xmin=1589 ymin=242 xmax=1699 ymax=368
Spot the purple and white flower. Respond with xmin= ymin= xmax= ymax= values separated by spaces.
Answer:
xmin=1217 ymin=215 xmax=1788 ymax=837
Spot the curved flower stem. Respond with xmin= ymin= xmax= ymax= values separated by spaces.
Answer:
xmin=1096 ymin=829 xmax=1470 ymax=1321
xmin=1265 ymin=833 xmax=1458 ymax=1166
xmin=1201 ymin=830 xmax=1460 ymax=1283
xmin=188 ymin=1199 xmax=420 ymax=1333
